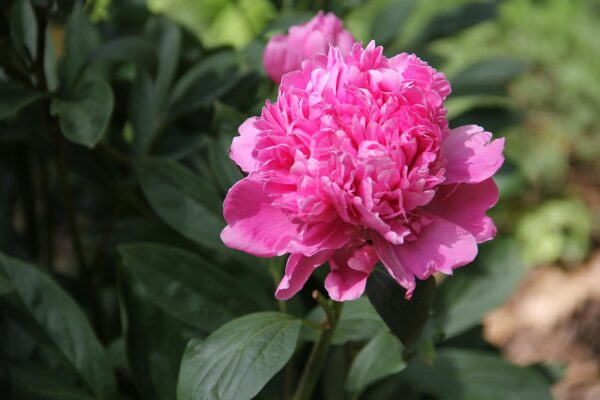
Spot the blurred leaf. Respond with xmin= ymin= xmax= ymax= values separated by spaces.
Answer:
xmin=169 ymin=51 xmax=243 ymax=117
xmin=0 ymin=275 xmax=14 ymax=295
xmin=208 ymin=102 xmax=245 ymax=193
xmin=9 ymin=0 xmax=38 ymax=61
xmin=517 ymin=199 xmax=592 ymax=266
xmin=366 ymin=266 xmax=436 ymax=348
xmin=451 ymin=57 xmax=528 ymax=96
xmin=177 ymin=312 xmax=301 ymax=400
xmin=148 ymin=0 xmax=275 ymax=49
xmin=0 ymin=252 xmax=117 ymax=400
xmin=346 ymin=329 xmax=406 ymax=393
xmin=44 ymin=26 xmax=59 ymax=92
xmin=6 ymin=361 xmax=95 ymax=400
xmin=61 ymin=3 xmax=100 ymax=88
xmin=371 ymin=0 xmax=416 ymax=46
xmin=0 ymin=82 xmax=45 ymax=121
xmin=412 ymin=2 xmax=497 ymax=47
xmin=134 ymin=158 xmax=224 ymax=249
xmin=400 ymin=349 xmax=552 ymax=400
xmin=119 ymin=267 xmax=187 ymax=400
xmin=449 ymin=106 xmax=523 ymax=134
xmin=304 ymin=297 xmax=385 ymax=345
xmin=119 ymin=243 xmax=264 ymax=333
xmin=51 ymin=78 xmax=114 ymax=148
xmin=88 ymin=36 xmax=158 ymax=75
xmin=434 ymin=239 xmax=524 ymax=339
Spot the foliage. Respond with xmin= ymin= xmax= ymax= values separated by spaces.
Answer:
xmin=1 ymin=0 xmax=588 ymax=398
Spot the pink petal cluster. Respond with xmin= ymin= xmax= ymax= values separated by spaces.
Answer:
xmin=263 ymin=11 xmax=355 ymax=83
xmin=222 ymin=41 xmax=504 ymax=302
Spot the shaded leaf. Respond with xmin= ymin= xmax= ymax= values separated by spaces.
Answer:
xmin=412 ymin=2 xmax=497 ymax=47
xmin=366 ymin=266 xmax=436 ymax=348
xmin=434 ymin=239 xmax=524 ymax=339
xmin=371 ymin=0 xmax=416 ymax=46
xmin=400 ymin=349 xmax=552 ymax=400
xmin=0 ymin=83 xmax=44 ymax=121
xmin=346 ymin=329 xmax=406 ymax=392
xmin=88 ymin=36 xmax=158 ymax=74
xmin=9 ymin=0 xmax=37 ymax=61
xmin=52 ymin=78 xmax=114 ymax=148
xmin=169 ymin=51 xmax=243 ymax=118
xmin=177 ymin=312 xmax=301 ymax=400
xmin=0 ymin=252 xmax=117 ymax=400
xmin=134 ymin=158 xmax=224 ymax=249
xmin=61 ymin=4 xmax=100 ymax=88
xmin=119 ymin=243 xmax=264 ymax=333
xmin=451 ymin=58 xmax=528 ymax=96
xmin=118 ymin=267 xmax=187 ymax=400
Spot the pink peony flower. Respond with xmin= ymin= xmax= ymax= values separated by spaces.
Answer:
xmin=263 ymin=11 xmax=355 ymax=83
xmin=222 ymin=41 xmax=504 ymax=302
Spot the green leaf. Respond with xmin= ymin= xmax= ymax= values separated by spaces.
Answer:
xmin=366 ymin=266 xmax=436 ymax=348
xmin=6 ymin=361 xmax=95 ymax=400
xmin=0 ymin=274 xmax=14 ymax=296
xmin=119 ymin=243 xmax=264 ymax=333
xmin=169 ymin=51 xmax=243 ymax=118
xmin=412 ymin=2 xmax=497 ymax=47
xmin=134 ymin=158 xmax=224 ymax=248
xmin=118 ymin=267 xmax=188 ymax=400
xmin=371 ymin=0 xmax=416 ymax=46
xmin=451 ymin=58 xmax=528 ymax=96
xmin=88 ymin=36 xmax=158 ymax=74
xmin=61 ymin=4 xmax=101 ymax=88
xmin=305 ymin=297 xmax=386 ymax=345
xmin=400 ymin=349 xmax=552 ymax=400
xmin=177 ymin=312 xmax=301 ymax=400
xmin=9 ymin=0 xmax=38 ymax=61
xmin=0 ymin=82 xmax=45 ymax=121
xmin=0 ymin=252 xmax=117 ymax=400
xmin=346 ymin=329 xmax=406 ymax=393
xmin=434 ymin=239 xmax=524 ymax=339
xmin=51 ymin=78 xmax=114 ymax=148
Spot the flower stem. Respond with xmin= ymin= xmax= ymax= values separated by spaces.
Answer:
xmin=292 ymin=295 xmax=343 ymax=400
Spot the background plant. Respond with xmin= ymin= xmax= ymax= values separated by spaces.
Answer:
xmin=1 ymin=0 xmax=597 ymax=399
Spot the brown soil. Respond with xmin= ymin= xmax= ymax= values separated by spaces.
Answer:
xmin=484 ymin=253 xmax=600 ymax=400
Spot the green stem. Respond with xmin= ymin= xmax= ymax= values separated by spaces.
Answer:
xmin=292 ymin=298 xmax=343 ymax=400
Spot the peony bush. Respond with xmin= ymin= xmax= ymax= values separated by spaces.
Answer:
xmin=0 ymin=2 xmax=554 ymax=400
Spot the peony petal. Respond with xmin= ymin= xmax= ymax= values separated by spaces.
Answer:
xmin=275 ymin=251 xmax=334 ymax=300
xmin=230 ymin=117 xmax=260 ymax=172
xmin=221 ymin=176 xmax=297 ymax=257
xmin=325 ymin=244 xmax=378 ymax=301
xmin=372 ymin=215 xmax=478 ymax=298
xmin=442 ymin=125 xmax=505 ymax=184
xmin=426 ymin=178 xmax=499 ymax=243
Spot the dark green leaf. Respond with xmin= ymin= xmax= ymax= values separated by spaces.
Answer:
xmin=371 ymin=0 xmax=416 ymax=46
xmin=152 ymin=20 xmax=181 ymax=103
xmin=9 ymin=0 xmax=38 ymax=61
xmin=366 ymin=266 xmax=436 ymax=348
xmin=61 ymin=4 xmax=100 ymax=88
xmin=134 ymin=158 xmax=224 ymax=249
xmin=118 ymin=267 xmax=188 ymax=400
xmin=0 ymin=252 xmax=117 ymax=400
xmin=6 ymin=361 xmax=95 ymax=400
xmin=88 ymin=36 xmax=158 ymax=74
xmin=346 ymin=329 xmax=406 ymax=393
xmin=449 ymin=106 xmax=523 ymax=134
xmin=119 ymin=243 xmax=264 ymax=333
xmin=0 ymin=274 xmax=14 ymax=295
xmin=169 ymin=51 xmax=242 ymax=117
xmin=451 ymin=58 xmax=528 ymax=96
xmin=0 ymin=83 xmax=44 ymax=121
xmin=51 ymin=78 xmax=114 ymax=148
xmin=177 ymin=312 xmax=301 ymax=400
xmin=412 ymin=2 xmax=497 ymax=47
xmin=434 ymin=239 xmax=524 ymax=339
xmin=400 ymin=349 xmax=552 ymax=400
xmin=304 ymin=297 xmax=385 ymax=345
